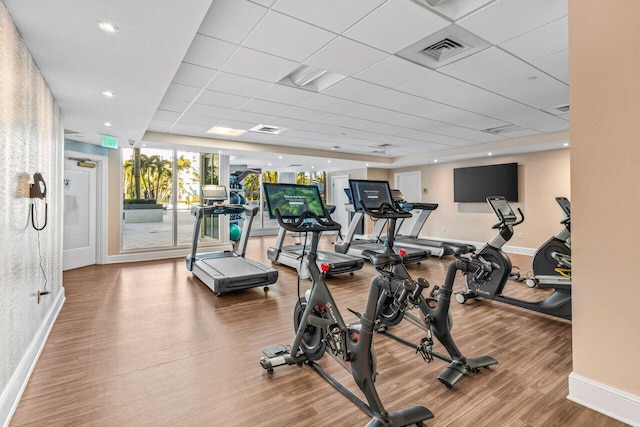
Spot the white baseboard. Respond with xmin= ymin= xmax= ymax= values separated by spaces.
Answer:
xmin=568 ymin=372 xmax=640 ymax=426
xmin=0 ymin=288 xmax=65 ymax=427
xmin=105 ymin=244 xmax=232 ymax=264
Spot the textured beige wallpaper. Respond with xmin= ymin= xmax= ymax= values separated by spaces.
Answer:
xmin=0 ymin=0 xmax=63 ymax=392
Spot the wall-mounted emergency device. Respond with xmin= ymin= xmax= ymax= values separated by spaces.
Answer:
xmin=30 ymin=172 xmax=48 ymax=230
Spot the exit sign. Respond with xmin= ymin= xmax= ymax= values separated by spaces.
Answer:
xmin=101 ymin=134 xmax=118 ymax=149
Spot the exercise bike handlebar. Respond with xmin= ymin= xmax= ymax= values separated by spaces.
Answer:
xmin=491 ymin=207 xmax=525 ymax=229
xmin=358 ymin=200 xmax=412 ymax=220
xmin=274 ymin=208 xmax=342 ymax=233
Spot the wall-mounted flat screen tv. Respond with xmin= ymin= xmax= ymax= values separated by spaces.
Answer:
xmin=453 ymin=162 xmax=519 ymax=202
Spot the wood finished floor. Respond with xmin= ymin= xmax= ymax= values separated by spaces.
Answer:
xmin=11 ymin=236 xmax=623 ymax=426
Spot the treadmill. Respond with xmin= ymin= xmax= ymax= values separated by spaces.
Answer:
xmin=334 ymin=184 xmax=429 ymax=264
xmin=388 ymin=189 xmax=476 ymax=258
xmin=186 ymin=185 xmax=278 ymax=295
xmin=264 ymin=188 xmax=364 ymax=277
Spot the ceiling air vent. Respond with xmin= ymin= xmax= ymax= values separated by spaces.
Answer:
xmin=249 ymin=124 xmax=287 ymax=135
xmin=422 ymin=38 xmax=465 ymax=61
xmin=286 ymin=164 xmax=303 ymax=167
xmin=64 ymin=129 xmax=81 ymax=135
xmin=484 ymin=124 xmax=523 ymax=135
xmin=555 ymin=104 xmax=570 ymax=113
xmin=369 ymin=143 xmax=393 ymax=149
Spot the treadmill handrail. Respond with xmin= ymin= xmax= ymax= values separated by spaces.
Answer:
xmin=359 ymin=201 xmax=412 ymax=220
xmin=275 ymin=208 xmax=342 ymax=233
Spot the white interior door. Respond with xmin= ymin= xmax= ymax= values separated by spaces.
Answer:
xmin=63 ymin=158 xmax=96 ymax=270
xmin=330 ymin=175 xmax=350 ymax=237
xmin=395 ymin=171 xmax=422 ymax=235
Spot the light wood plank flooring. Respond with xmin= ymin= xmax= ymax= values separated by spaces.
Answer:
xmin=11 ymin=236 xmax=623 ymax=426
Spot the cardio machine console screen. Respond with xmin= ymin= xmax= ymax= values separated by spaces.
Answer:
xmin=263 ymin=183 xmax=326 ymax=219
xmin=348 ymin=179 xmax=393 ymax=212
xmin=487 ymin=196 xmax=517 ymax=224
xmin=202 ymin=185 xmax=228 ymax=204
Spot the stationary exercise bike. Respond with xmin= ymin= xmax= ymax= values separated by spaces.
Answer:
xmin=347 ymin=179 xmax=497 ymax=389
xmin=259 ymin=183 xmax=433 ymax=427
xmin=455 ymin=196 xmax=572 ymax=321
xmin=527 ymin=197 xmax=571 ymax=279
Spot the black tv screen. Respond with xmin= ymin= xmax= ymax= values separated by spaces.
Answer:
xmin=453 ymin=162 xmax=519 ymax=202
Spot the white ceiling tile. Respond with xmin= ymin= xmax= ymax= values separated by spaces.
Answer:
xmin=371 ymin=110 xmax=416 ymax=125
xmin=422 ymin=106 xmax=509 ymax=130
xmin=499 ymin=77 xmax=568 ymax=110
xmin=157 ymin=98 xmax=191 ymax=113
xmin=249 ymin=0 xmax=276 ymax=8
xmin=226 ymin=110 xmax=274 ymax=124
xmin=257 ymin=84 xmax=316 ymax=105
xmin=206 ymin=72 xmax=272 ymax=98
xmin=333 ymin=103 xmax=388 ymax=121
xmin=419 ymin=0 xmax=495 ymax=21
xmin=361 ymin=89 xmax=424 ymax=110
xmin=475 ymin=95 xmax=553 ymax=125
xmin=458 ymin=0 xmax=568 ymax=45
xmin=183 ymin=34 xmax=237 ymax=70
xmin=187 ymin=103 xmax=233 ymax=119
xmin=172 ymin=62 xmax=217 ymax=88
xmin=264 ymin=117 xmax=308 ymax=129
xmin=243 ymin=11 xmax=336 ymax=62
xmin=532 ymin=50 xmax=569 ymax=84
xmin=213 ymin=118 xmax=257 ymax=129
xmin=196 ymin=90 xmax=252 ymax=109
xmin=499 ymin=129 xmax=542 ymax=138
xmin=520 ymin=115 xmax=569 ymax=133
xmin=272 ymin=0 xmax=386 ymax=34
xmin=321 ymin=78 xmax=386 ymax=101
xmin=305 ymin=37 xmax=388 ymax=76
xmin=147 ymin=120 xmax=173 ymax=133
xmin=427 ymin=82 xmax=495 ymax=109
xmin=395 ymin=71 xmax=463 ymax=98
xmin=295 ymin=122 xmax=335 ymax=133
xmin=354 ymin=56 xmax=429 ymax=88
xmin=222 ymin=47 xmax=299 ymax=82
xmin=393 ymin=97 xmax=445 ymax=117
xmin=346 ymin=118 xmax=402 ymax=135
xmin=313 ymin=113 xmax=357 ymax=127
xmin=297 ymin=94 xmax=354 ymax=113
xmin=280 ymin=106 xmax=326 ymax=121
xmin=241 ymin=98 xmax=292 ymax=115
xmin=198 ymin=0 xmax=267 ymax=44
xmin=153 ymin=110 xmax=181 ymax=122
xmin=474 ymin=63 xmax=549 ymax=94
xmin=500 ymin=17 xmax=568 ymax=63
xmin=394 ymin=127 xmax=476 ymax=146
xmin=438 ymin=47 xmax=523 ymax=83
xmin=344 ymin=0 xmax=449 ymax=54
xmin=179 ymin=112 xmax=223 ymax=127
xmin=171 ymin=122 xmax=212 ymax=134
xmin=164 ymin=83 xmax=201 ymax=102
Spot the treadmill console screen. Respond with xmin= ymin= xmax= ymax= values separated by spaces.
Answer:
xmin=348 ymin=179 xmax=393 ymax=212
xmin=202 ymin=185 xmax=228 ymax=204
xmin=555 ymin=197 xmax=571 ymax=218
xmin=263 ymin=183 xmax=326 ymax=219
xmin=487 ymin=196 xmax=517 ymax=224
xmin=390 ymin=189 xmax=404 ymax=201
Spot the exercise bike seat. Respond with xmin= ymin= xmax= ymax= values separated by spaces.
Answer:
xmin=361 ymin=250 xmax=403 ymax=268
xmin=442 ymin=242 xmax=476 ymax=256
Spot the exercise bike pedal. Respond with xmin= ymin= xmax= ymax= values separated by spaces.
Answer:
xmin=262 ymin=344 xmax=289 ymax=358
xmin=466 ymin=355 xmax=498 ymax=370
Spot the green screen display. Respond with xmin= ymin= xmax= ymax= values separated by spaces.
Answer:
xmin=263 ymin=183 xmax=325 ymax=219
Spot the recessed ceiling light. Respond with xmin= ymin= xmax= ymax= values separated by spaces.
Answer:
xmin=434 ymin=159 xmax=438 ymax=163
xmin=563 ymin=142 xmax=569 ymax=147
xmin=331 ymin=146 xmax=340 ymax=150
xmin=366 ymin=163 xmax=370 ymax=167
xmin=207 ymin=126 xmax=246 ymax=137
xmin=98 ymin=22 xmax=119 ymax=33
xmin=487 ymin=152 xmax=493 ymax=156
xmin=278 ymin=156 xmax=283 ymax=159
xmin=104 ymin=122 xmax=112 ymax=127
xmin=311 ymin=166 xmax=315 ymax=169
xmin=142 ymin=144 xmax=147 ymax=147
xmin=327 ymin=160 xmax=331 ymax=163
xmin=268 ymin=163 xmax=272 ymax=166
xmin=218 ymin=150 xmax=222 ymax=154
xmin=102 ymin=91 xmax=114 ymax=97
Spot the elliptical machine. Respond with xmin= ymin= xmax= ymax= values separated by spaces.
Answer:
xmin=528 ymin=197 xmax=571 ymax=278
xmin=259 ymin=183 xmax=433 ymax=427
xmin=348 ymin=179 xmax=497 ymax=389
xmin=455 ymin=196 xmax=572 ymax=321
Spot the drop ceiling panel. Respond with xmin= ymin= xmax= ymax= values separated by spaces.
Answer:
xmin=256 ymin=84 xmax=316 ymax=105
xmin=187 ymin=103 xmax=233 ymax=118
xmin=153 ymin=110 xmax=182 ymax=122
xmin=422 ymin=106 xmax=509 ymax=130
xmin=225 ymin=110 xmax=274 ymax=125
xmin=394 ymin=72 xmax=463 ymax=98
xmin=418 ymin=0 xmax=496 ymax=21
xmin=183 ymin=34 xmax=238 ymax=70
xmin=458 ymin=0 xmax=568 ymax=45
xmin=354 ymin=56 xmax=429 ymax=88
xmin=333 ymin=103 xmax=389 ymax=121
xmin=242 ymin=11 xmax=336 ymax=62
xmin=263 ymin=117 xmax=309 ymax=129
xmin=206 ymin=72 xmax=272 ymax=97
xmin=172 ymin=62 xmax=217 ymax=88
xmin=164 ymin=83 xmax=201 ymax=102
xmin=520 ymin=115 xmax=569 ymax=133
xmin=321 ymin=78 xmax=386 ymax=101
xmin=313 ymin=114 xmax=357 ymax=127
xmin=343 ymin=0 xmax=449 ymax=54
xmin=157 ymin=98 xmax=191 ymax=113
xmin=305 ymin=37 xmax=388 ymax=76
xmin=372 ymin=110 xmax=419 ymax=125
xmin=241 ymin=98 xmax=292 ymax=115
xmin=499 ymin=77 xmax=568 ymax=110
xmin=500 ymin=17 xmax=568 ymax=63
xmin=196 ymin=90 xmax=252 ymax=109
xmin=272 ymin=0 xmax=386 ymax=34
xmin=295 ymin=122 xmax=335 ymax=133
xmin=197 ymin=0 xmax=267 ymax=44
xmin=393 ymin=98 xmax=446 ymax=117
xmin=222 ymin=47 xmax=299 ymax=82
xmin=361 ymin=89 xmax=425 ymax=111
xmin=179 ymin=111 xmax=225 ymax=127
xmin=171 ymin=122 xmax=212 ymax=133
xmin=297 ymin=94 xmax=354 ymax=113
xmin=473 ymin=63 xmax=549 ymax=94
xmin=532 ymin=50 xmax=569 ymax=84
xmin=280 ymin=106 xmax=327 ymax=121
xmin=148 ymin=120 xmax=173 ymax=133
xmin=438 ymin=47 xmax=524 ymax=84
xmin=477 ymin=95 xmax=555 ymax=125
xmin=426 ymin=82 xmax=497 ymax=111
xmin=250 ymin=0 xmax=276 ymax=8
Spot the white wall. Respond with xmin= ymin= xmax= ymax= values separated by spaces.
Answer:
xmin=0 ymin=2 xmax=64 ymax=423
